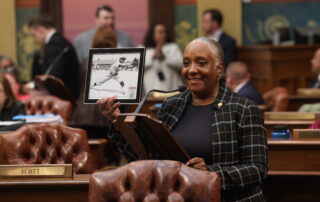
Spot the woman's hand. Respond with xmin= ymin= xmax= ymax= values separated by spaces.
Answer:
xmin=186 ymin=157 xmax=207 ymax=171
xmin=96 ymin=96 xmax=121 ymax=122
xmin=153 ymin=42 xmax=165 ymax=60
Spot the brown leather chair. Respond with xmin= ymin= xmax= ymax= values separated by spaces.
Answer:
xmin=263 ymin=87 xmax=289 ymax=111
xmin=0 ymin=123 xmax=94 ymax=174
xmin=89 ymin=160 xmax=220 ymax=202
xmin=23 ymin=95 xmax=73 ymax=124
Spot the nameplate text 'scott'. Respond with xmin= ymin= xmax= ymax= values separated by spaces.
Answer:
xmin=0 ymin=164 xmax=73 ymax=179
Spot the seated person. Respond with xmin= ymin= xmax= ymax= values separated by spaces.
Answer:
xmin=0 ymin=56 xmax=17 ymax=77
xmin=97 ymin=37 xmax=268 ymax=201
xmin=0 ymin=56 xmax=15 ymax=70
xmin=5 ymin=71 xmax=30 ymax=101
xmin=0 ymin=74 xmax=26 ymax=121
xmin=311 ymin=48 xmax=320 ymax=88
xmin=226 ymin=61 xmax=264 ymax=105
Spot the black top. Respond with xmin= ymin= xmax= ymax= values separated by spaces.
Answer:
xmin=172 ymin=103 xmax=213 ymax=165
xmin=0 ymin=101 xmax=26 ymax=121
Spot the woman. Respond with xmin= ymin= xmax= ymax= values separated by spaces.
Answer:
xmin=143 ymin=23 xmax=183 ymax=92
xmin=0 ymin=74 xmax=26 ymax=121
xmin=97 ymin=37 xmax=268 ymax=201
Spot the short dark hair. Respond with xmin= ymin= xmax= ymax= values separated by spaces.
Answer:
xmin=95 ymin=5 xmax=114 ymax=17
xmin=203 ymin=9 xmax=223 ymax=26
xmin=27 ymin=14 xmax=55 ymax=28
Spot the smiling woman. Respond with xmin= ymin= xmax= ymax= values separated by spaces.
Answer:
xmin=181 ymin=37 xmax=223 ymax=105
xmin=97 ymin=37 xmax=268 ymax=202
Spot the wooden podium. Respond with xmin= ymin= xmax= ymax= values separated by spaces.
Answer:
xmin=237 ymin=45 xmax=320 ymax=94
xmin=113 ymin=113 xmax=190 ymax=162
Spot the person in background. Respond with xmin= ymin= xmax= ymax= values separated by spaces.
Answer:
xmin=74 ymin=5 xmax=132 ymax=64
xmin=4 ymin=71 xmax=30 ymax=101
xmin=0 ymin=56 xmax=15 ymax=70
xmin=311 ymin=48 xmax=320 ymax=88
xmin=202 ymin=9 xmax=236 ymax=68
xmin=0 ymin=74 xmax=26 ymax=121
xmin=226 ymin=61 xmax=264 ymax=105
xmin=97 ymin=37 xmax=268 ymax=201
xmin=28 ymin=14 xmax=80 ymax=99
xmin=143 ymin=23 xmax=183 ymax=93
xmin=0 ymin=56 xmax=17 ymax=76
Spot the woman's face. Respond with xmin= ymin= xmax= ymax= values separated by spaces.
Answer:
xmin=0 ymin=83 xmax=7 ymax=107
xmin=153 ymin=24 xmax=166 ymax=45
xmin=182 ymin=41 xmax=223 ymax=97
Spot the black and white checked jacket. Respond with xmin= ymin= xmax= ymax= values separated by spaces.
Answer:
xmin=107 ymin=82 xmax=268 ymax=202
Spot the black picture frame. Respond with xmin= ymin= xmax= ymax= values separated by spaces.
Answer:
xmin=84 ymin=47 xmax=145 ymax=104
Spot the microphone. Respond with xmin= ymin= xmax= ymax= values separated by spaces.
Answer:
xmin=134 ymin=85 xmax=186 ymax=113
xmin=45 ymin=46 xmax=69 ymax=75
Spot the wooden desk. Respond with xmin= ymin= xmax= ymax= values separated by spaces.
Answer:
xmin=268 ymin=139 xmax=320 ymax=171
xmin=264 ymin=120 xmax=313 ymax=137
xmin=263 ymin=172 xmax=320 ymax=202
xmin=0 ymin=174 xmax=90 ymax=202
xmin=237 ymin=45 xmax=319 ymax=94
xmin=263 ymin=139 xmax=320 ymax=201
xmin=288 ymin=95 xmax=320 ymax=111
xmin=88 ymin=139 xmax=108 ymax=169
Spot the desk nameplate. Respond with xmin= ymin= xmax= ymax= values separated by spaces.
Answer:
xmin=0 ymin=164 xmax=73 ymax=179
xmin=265 ymin=112 xmax=318 ymax=120
xmin=293 ymin=129 xmax=320 ymax=140
xmin=297 ymin=88 xmax=320 ymax=96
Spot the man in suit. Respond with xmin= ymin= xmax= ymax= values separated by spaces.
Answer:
xmin=226 ymin=61 xmax=264 ymax=105
xmin=74 ymin=5 xmax=133 ymax=64
xmin=202 ymin=9 xmax=236 ymax=68
xmin=28 ymin=15 xmax=80 ymax=98
xmin=311 ymin=48 xmax=320 ymax=88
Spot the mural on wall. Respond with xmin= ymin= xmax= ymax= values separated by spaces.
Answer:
xmin=243 ymin=2 xmax=320 ymax=45
xmin=174 ymin=5 xmax=197 ymax=50
xmin=16 ymin=8 xmax=40 ymax=81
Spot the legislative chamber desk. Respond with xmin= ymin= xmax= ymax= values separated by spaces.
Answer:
xmin=1 ymin=140 xmax=319 ymax=201
xmin=288 ymin=94 xmax=320 ymax=111
xmin=237 ymin=45 xmax=320 ymax=94
xmin=0 ymin=174 xmax=90 ymax=202
xmin=264 ymin=139 xmax=320 ymax=202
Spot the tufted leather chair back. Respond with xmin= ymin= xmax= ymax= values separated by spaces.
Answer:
xmin=23 ymin=95 xmax=73 ymax=124
xmin=263 ymin=87 xmax=289 ymax=111
xmin=88 ymin=160 xmax=220 ymax=202
xmin=0 ymin=123 xmax=94 ymax=174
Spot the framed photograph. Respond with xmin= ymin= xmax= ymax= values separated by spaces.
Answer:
xmin=84 ymin=47 xmax=145 ymax=104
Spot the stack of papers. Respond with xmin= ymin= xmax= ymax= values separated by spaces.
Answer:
xmin=12 ymin=114 xmax=63 ymax=123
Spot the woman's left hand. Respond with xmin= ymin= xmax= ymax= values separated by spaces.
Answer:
xmin=186 ymin=157 xmax=207 ymax=171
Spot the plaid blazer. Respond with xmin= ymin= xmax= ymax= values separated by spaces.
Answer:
xmin=107 ymin=82 xmax=268 ymax=202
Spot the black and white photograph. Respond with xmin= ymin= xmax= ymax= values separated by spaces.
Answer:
xmin=84 ymin=48 xmax=145 ymax=104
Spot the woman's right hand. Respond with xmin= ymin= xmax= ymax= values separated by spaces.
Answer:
xmin=96 ymin=96 xmax=121 ymax=122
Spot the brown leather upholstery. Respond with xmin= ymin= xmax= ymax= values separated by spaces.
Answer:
xmin=263 ymin=87 xmax=289 ymax=111
xmin=23 ymin=95 xmax=73 ymax=124
xmin=0 ymin=123 xmax=94 ymax=174
xmin=89 ymin=160 xmax=220 ymax=202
